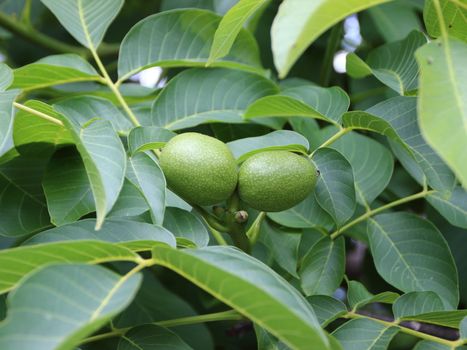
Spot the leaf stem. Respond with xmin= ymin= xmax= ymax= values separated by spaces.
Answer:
xmin=13 ymin=102 xmax=64 ymax=126
xmin=330 ymin=190 xmax=434 ymax=239
xmin=81 ymin=310 xmax=242 ymax=344
xmin=310 ymin=127 xmax=351 ymax=157
xmin=320 ymin=22 xmax=343 ymax=87
xmin=193 ymin=205 xmax=230 ymax=232
xmin=345 ymin=312 xmax=460 ymax=347
xmin=89 ymin=48 xmax=141 ymax=127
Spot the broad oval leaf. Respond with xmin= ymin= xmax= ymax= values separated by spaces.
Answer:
xmin=428 ymin=187 xmax=467 ymax=229
xmin=244 ymin=85 xmax=349 ymax=124
xmin=128 ymin=126 xmax=176 ymax=155
xmin=312 ymin=148 xmax=356 ymax=227
xmin=108 ymin=179 xmax=149 ymax=218
xmin=346 ymin=31 xmax=427 ymax=95
xmin=268 ymin=192 xmax=334 ymax=229
xmin=43 ymin=148 xmax=94 ymax=226
xmin=307 ymin=295 xmax=347 ymax=327
xmin=332 ymin=318 xmax=399 ymax=350
xmin=416 ymin=38 xmax=467 ymax=189
xmin=118 ymin=9 xmax=263 ymax=81
xmin=152 ymin=245 xmax=331 ymax=350
xmin=368 ymin=212 xmax=459 ymax=309
xmin=0 ymin=90 xmax=20 ymax=158
xmin=271 ymin=0 xmax=392 ymax=77
xmin=163 ymin=207 xmax=210 ymax=248
xmin=299 ymin=236 xmax=345 ymax=296
xmin=0 ymin=63 xmax=12 ymax=91
xmin=323 ymin=128 xmax=394 ymax=206
xmin=151 ymin=68 xmax=278 ymax=130
xmin=25 ymin=218 xmax=176 ymax=250
xmin=227 ymin=130 xmax=309 ymax=163
xmin=41 ymin=0 xmax=124 ymax=49
xmin=393 ymin=292 xmax=445 ymax=320
xmin=54 ymin=102 xmax=127 ymax=229
xmin=0 ymin=264 xmax=141 ymax=350
xmin=0 ymin=240 xmax=141 ymax=294
xmin=10 ymin=54 xmax=101 ymax=91
xmin=207 ymin=0 xmax=269 ymax=65
xmin=127 ymin=153 xmax=166 ymax=225
xmin=118 ymin=324 xmax=193 ymax=350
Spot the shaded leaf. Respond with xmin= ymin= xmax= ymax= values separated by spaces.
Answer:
xmin=108 ymin=179 xmax=149 ymax=218
xmin=271 ymin=0 xmax=392 ymax=77
xmin=152 ymin=245 xmax=331 ymax=350
xmin=0 ymin=63 xmax=12 ymax=91
xmin=227 ymin=130 xmax=309 ymax=163
xmin=393 ymin=292 xmax=445 ymax=320
xmin=347 ymin=280 xmax=399 ymax=310
xmin=127 ymin=153 xmax=166 ymax=225
xmin=368 ymin=212 xmax=459 ymax=309
xmin=118 ymin=324 xmax=193 ymax=350
xmin=0 ymin=264 xmax=141 ymax=350
xmin=416 ymin=38 xmax=467 ymax=189
xmin=128 ymin=126 xmax=176 ymax=155
xmin=118 ymin=9 xmax=262 ymax=81
xmin=41 ymin=0 xmax=124 ymax=49
xmin=312 ymin=148 xmax=356 ymax=226
xmin=332 ymin=318 xmax=399 ymax=350
xmin=10 ymin=54 xmax=101 ymax=91
xmin=400 ymin=310 xmax=467 ymax=329
xmin=254 ymin=324 xmax=290 ymax=350
xmin=0 ymin=90 xmax=20 ymax=157
xmin=163 ymin=207 xmax=210 ymax=248
xmin=299 ymin=236 xmax=345 ymax=296
xmin=307 ymin=295 xmax=347 ymax=327
xmin=347 ymin=31 xmax=426 ymax=94
xmin=428 ymin=187 xmax=467 ymax=229
xmin=151 ymin=68 xmax=278 ymax=130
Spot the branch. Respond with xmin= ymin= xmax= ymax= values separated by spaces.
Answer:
xmin=0 ymin=11 xmax=118 ymax=58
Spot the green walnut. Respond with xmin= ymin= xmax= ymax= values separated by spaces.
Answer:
xmin=159 ymin=132 xmax=238 ymax=206
xmin=238 ymin=150 xmax=318 ymax=212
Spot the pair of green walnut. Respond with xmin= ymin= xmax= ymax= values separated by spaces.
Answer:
xmin=160 ymin=133 xmax=318 ymax=212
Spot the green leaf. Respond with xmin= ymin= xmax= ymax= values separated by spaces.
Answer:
xmin=0 ymin=240 xmax=141 ymax=294
xmin=118 ymin=9 xmax=263 ymax=81
xmin=41 ymin=0 xmax=124 ymax=49
xmin=254 ymin=324 xmax=290 ymax=350
xmin=307 ymin=295 xmax=347 ymax=327
xmin=127 ymin=153 xmax=166 ymax=225
xmin=10 ymin=54 xmax=101 ymax=91
xmin=347 ymin=280 xmax=399 ymax=310
xmin=118 ymin=324 xmax=193 ymax=350
xmin=128 ymin=126 xmax=176 ymax=155
xmin=290 ymin=118 xmax=322 ymax=151
xmin=424 ymin=0 xmax=467 ymax=42
xmin=312 ymin=148 xmax=356 ymax=226
xmin=299 ymin=236 xmax=345 ymax=296
xmin=367 ymin=2 xmax=422 ymax=42
xmin=414 ymin=340 xmax=452 ymax=350
xmin=54 ymin=102 xmax=127 ymax=230
xmin=108 ymin=179 xmax=149 ymax=218
xmin=393 ymin=292 xmax=445 ymax=320
xmin=0 ymin=264 xmax=141 ymax=350
xmin=400 ymin=310 xmax=467 ymax=329
xmin=0 ymin=90 xmax=20 ymax=157
xmin=151 ymin=68 xmax=278 ymax=130
xmin=428 ymin=187 xmax=467 ymax=229
xmin=55 ymin=95 xmax=132 ymax=132
xmin=0 ymin=145 xmax=52 ymax=237
xmin=114 ymin=272 xmax=213 ymax=349
xmin=208 ymin=0 xmax=269 ymax=65
xmin=163 ymin=207 xmax=210 ymax=248
xmin=346 ymin=31 xmax=426 ymax=95
xmin=368 ymin=212 xmax=459 ymax=309
xmin=343 ymin=97 xmax=456 ymax=192
xmin=258 ymin=219 xmax=301 ymax=277
xmin=43 ymin=148 xmax=94 ymax=226
xmin=416 ymin=38 xmax=467 ymax=189
xmin=25 ymin=218 xmax=176 ymax=251
xmin=332 ymin=318 xmax=399 ymax=350
xmin=227 ymin=130 xmax=309 ymax=163
xmin=13 ymin=100 xmax=73 ymax=147
xmin=271 ymin=0 xmax=392 ymax=77
xmin=323 ymin=128 xmax=394 ymax=206
xmin=268 ymin=192 xmax=334 ymax=229
xmin=0 ymin=63 xmax=12 ymax=91
xmin=152 ymin=245 xmax=331 ymax=350
xmin=244 ymin=85 xmax=349 ymax=124
xmin=460 ymin=317 xmax=467 ymax=339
